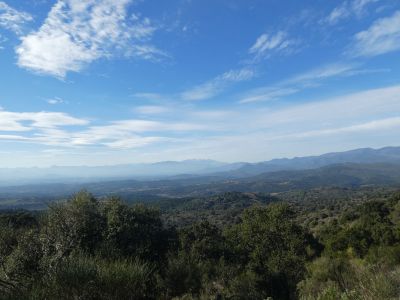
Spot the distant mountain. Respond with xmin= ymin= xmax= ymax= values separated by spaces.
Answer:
xmin=239 ymin=162 xmax=400 ymax=191
xmin=219 ymin=146 xmax=400 ymax=178
xmin=0 ymin=159 xmax=244 ymax=186
xmin=0 ymin=146 xmax=399 ymax=188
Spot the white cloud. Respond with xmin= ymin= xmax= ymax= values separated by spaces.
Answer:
xmin=108 ymin=120 xmax=206 ymax=133
xmin=352 ymin=0 xmax=380 ymax=15
xmin=135 ymin=105 xmax=170 ymax=115
xmin=325 ymin=0 xmax=380 ymax=24
xmin=0 ymin=110 xmax=88 ymax=131
xmin=220 ymin=69 xmax=255 ymax=81
xmin=351 ymin=10 xmax=400 ymax=57
xmin=286 ymin=63 xmax=357 ymax=84
xmin=326 ymin=5 xmax=350 ymax=24
xmin=179 ymin=30 xmax=295 ymax=102
xmin=255 ymin=85 xmax=400 ymax=128
xmin=0 ymin=1 xmax=32 ymax=35
xmin=276 ymin=117 xmax=400 ymax=140
xmin=128 ymin=44 xmax=168 ymax=61
xmin=47 ymin=97 xmax=65 ymax=105
xmin=1 ymin=85 xmax=400 ymax=163
xmin=52 ymin=119 xmax=207 ymax=148
xmin=16 ymin=0 xmax=164 ymax=78
xmin=0 ymin=34 xmax=6 ymax=49
xmin=249 ymin=31 xmax=295 ymax=58
xmin=239 ymin=88 xmax=298 ymax=104
xmin=131 ymin=93 xmax=165 ymax=100
xmin=239 ymin=63 xmax=359 ymax=104
xmin=157 ymin=85 xmax=400 ymax=162
xmin=181 ymin=68 xmax=255 ymax=101
xmin=0 ymin=108 xmax=207 ymax=149
xmin=189 ymin=110 xmax=234 ymax=120
xmin=131 ymin=69 xmax=256 ymax=103
xmin=104 ymin=136 xmax=166 ymax=149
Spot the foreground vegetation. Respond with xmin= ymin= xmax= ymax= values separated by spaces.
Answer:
xmin=0 ymin=190 xmax=399 ymax=299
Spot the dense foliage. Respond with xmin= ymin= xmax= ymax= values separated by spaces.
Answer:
xmin=0 ymin=190 xmax=399 ymax=299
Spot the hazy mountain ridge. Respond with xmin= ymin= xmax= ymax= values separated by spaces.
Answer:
xmin=1 ymin=146 xmax=400 ymax=210
xmin=1 ymin=146 xmax=399 ymax=186
xmin=0 ymin=159 xmax=241 ymax=186
xmin=218 ymin=146 xmax=400 ymax=178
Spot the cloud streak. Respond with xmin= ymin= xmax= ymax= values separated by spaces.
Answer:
xmin=1 ymin=85 xmax=399 ymax=156
xmin=180 ymin=29 xmax=298 ymax=102
xmin=47 ymin=97 xmax=66 ymax=105
xmin=0 ymin=1 xmax=32 ymax=34
xmin=249 ymin=31 xmax=295 ymax=59
xmin=239 ymin=87 xmax=298 ymax=104
xmin=0 ymin=110 xmax=88 ymax=132
xmin=350 ymin=10 xmax=400 ymax=57
xmin=291 ymin=117 xmax=400 ymax=139
xmin=324 ymin=0 xmax=380 ymax=24
xmin=135 ymin=105 xmax=171 ymax=115
xmin=238 ymin=63 xmax=360 ymax=104
xmin=0 ymin=108 xmax=209 ymax=150
xmin=181 ymin=68 xmax=255 ymax=101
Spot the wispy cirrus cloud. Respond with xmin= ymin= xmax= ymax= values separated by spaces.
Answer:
xmin=285 ymin=117 xmax=400 ymax=139
xmin=257 ymin=85 xmax=400 ymax=128
xmin=325 ymin=5 xmax=350 ymax=25
xmin=181 ymin=68 xmax=255 ymax=101
xmin=180 ymin=29 xmax=299 ymax=102
xmin=324 ymin=0 xmax=380 ymax=25
xmin=154 ymin=61 xmax=382 ymax=104
xmin=16 ymin=0 xmax=165 ymax=78
xmin=131 ymin=93 xmax=166 ymax=101
xmin=0 ymin=108 xmax=208 ymax=149
xmin=0 ymin=110 xmax=88 ymax=132
xmin=216 ymin=116 xmax=400 ymax=145
xmin=350 ymin=10 xmax=400 ymax=57
xmin=352 ymin=0 xmax=381 ymax=15
xmin=132 ymin=80 xmax=247 ymax=105
xmin=1 ymin=85 xmax=400 ymax=162
xmin=239 ymin=63 xmax=361 ymax=103
xmin=284 ymin=63 xmax=358 ymax=85
xmin=0 ymin=1 xmax=32 ymax=35
xmin=143 ymin=85 xmax=400 ymax=162
xmin=133 ymin=68 xmax=257 ymax=103
xmin=249 ymin=31 xmax=296 ymax=60
xmin=0 ymin=34 xmax=6 ymax=49
xmin=46 ymin=97 xmax=66 ymax=105
xmin=134 ymin=105 xmax=171 ymax=115
xmin=239 ymin=87 xmax=298 ymax=104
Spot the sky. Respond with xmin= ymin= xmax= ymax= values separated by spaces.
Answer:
xmin=0 ymin=0 xmax=400 ymax=167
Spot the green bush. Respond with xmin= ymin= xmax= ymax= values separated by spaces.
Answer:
xmin=26 ymin=255 xmax=156 ymax=300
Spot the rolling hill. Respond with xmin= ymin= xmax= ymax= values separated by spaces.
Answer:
xmin=0 ymin=162 xmax=399 ymax=210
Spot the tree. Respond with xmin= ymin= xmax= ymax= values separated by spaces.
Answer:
xmin=226 ymin=204 xmax=319 ymax=299
xmin=102 ymin=197 xmax=169 ymax=262
xmin=42 ymin=191 xmax=106 ymax=263
xmin=179 ymin=220 xmax=225 ymax=261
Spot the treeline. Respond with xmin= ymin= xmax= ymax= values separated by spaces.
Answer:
xmin=0 ymin=191 xmax=399 ymax=299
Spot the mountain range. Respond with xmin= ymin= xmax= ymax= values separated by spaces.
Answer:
xmin=1 ymin=146 xmax=400 ymax=186
xmin=218 ymin=146 xmax=400 ymax=178
xmin=0 ymin=146 xmax=399 ymax=210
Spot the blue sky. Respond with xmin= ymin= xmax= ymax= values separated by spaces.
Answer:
xmin=0 ymin=0 xmax=400 ymax=167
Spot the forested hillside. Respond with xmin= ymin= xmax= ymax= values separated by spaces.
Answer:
xmin=0 ymin=189 xmax=399 ymax=299
xmin=0 ymin=162 xmax=399 ymax=211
